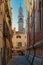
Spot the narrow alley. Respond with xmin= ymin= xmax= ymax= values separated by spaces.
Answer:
xmin=8 ymin=56 xmax=30 ymax=65
xmin=0 ymin=0 xmax=43 ymax=65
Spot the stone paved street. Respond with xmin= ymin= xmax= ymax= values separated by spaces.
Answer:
xmin=8 ymin=56 xmax=30 ymax=65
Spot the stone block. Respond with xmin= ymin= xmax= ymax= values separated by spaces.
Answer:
xmin=28 ymin=55 xmax=34 ymax=63
xmin=33 ymin=57 xmax=42 ymax=65
xmin=42 ymin=60 xmax=43 ymax=65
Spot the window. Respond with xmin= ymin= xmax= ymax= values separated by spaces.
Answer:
xmin=16 ymin=36 xmax=21 ymax=38
xmin=19 ymin=36 xmax=21 ymax=38
xmin=9 ymin=19 xmax=11 ymax=26
xmin=25 ymin=36 xmax=26 ymax=38
xmin=5 ymin=3 xmax=9 ymax=15
xmin=19 ymin=18 xmax=23 ymax=22
xmin=25 ymin=42 xmax=26 ymax=46
xmin=0 ymin=24 xmax=2 ymax=27
xmin=17 ymin=42 xmax=22 ymax=47
xmin=16 ymin=36 xmax=18 ymax=38
xmin=0 ymin=7 xmax=2 ymax=14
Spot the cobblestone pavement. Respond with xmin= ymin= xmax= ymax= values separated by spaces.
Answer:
xmin=8 ymin=56 xmax=30 ymax=65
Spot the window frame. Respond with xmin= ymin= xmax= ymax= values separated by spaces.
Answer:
xmin=17 ymin=42 xmax=22 ymax=47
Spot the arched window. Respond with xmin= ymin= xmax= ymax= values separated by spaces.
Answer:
xmin=16 ymin=35 xmax=21 ymax=38
xmin=19 ymin=18 xmax=23 ymax=22
xmin=17 ymin=42 xmax=22 ymax=47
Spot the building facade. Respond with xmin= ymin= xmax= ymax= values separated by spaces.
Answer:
xmin=24 ymin=0 xmax=34 ymax=48
xmin=0 ymin=0 xmax=13 ymax=65
xmin=12 ymin=28 xmax=27 ymax=55
xmin=12 ymin=5 xmax=27 ymax=55
xmin=0 ymin=1 xmax=3 ymax=65
xmin=24 ymin=0 xmax=43 ymax=58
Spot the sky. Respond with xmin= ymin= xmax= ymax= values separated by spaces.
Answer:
xmin=10 ymin=0 xmax=26 ymax=31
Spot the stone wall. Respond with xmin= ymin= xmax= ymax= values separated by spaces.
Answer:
xmin=28 ymin=45 xmax=43 ymax=58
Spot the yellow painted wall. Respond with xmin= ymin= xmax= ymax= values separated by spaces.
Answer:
xmin=12 ymin=29 xmax=27 ymax=51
